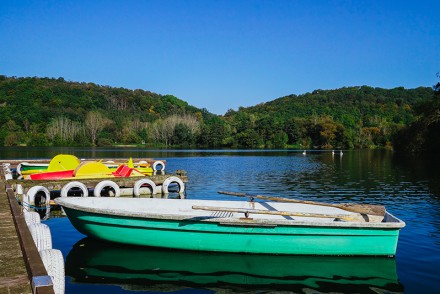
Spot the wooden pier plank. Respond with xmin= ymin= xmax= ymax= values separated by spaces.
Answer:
xmin=0 ymin=179 xmax=32 ymax=294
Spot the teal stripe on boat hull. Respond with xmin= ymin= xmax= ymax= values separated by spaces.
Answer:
xmin=64 ymin=207 xmax=401 ymax=256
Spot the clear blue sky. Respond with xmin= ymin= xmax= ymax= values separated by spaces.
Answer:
xmin=1 ymin=1 xmax=439 ymax=114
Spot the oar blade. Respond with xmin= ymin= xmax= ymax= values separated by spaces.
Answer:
xmin=339 ymin=203 xmax=386 ymax=217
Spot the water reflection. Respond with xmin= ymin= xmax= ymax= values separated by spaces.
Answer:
xmin=66 ymin=238 xmax=403 ymax=293
xmin=391 ymin=154 xmax=440 ymax=198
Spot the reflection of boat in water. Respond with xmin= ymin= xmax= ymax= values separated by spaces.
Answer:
xmin=66 ymin=238 xmax=404 ymax=293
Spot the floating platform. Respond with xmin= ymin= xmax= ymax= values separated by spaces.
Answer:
xmin=1 ymin=157 xmax=188 ymax=199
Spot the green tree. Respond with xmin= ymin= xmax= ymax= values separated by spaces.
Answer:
xmin=272 ymin=131 xmax=288 ymax=148
xmin=236 ymin=129 xmax=262 ymax=148
xmin=173 ymin=123 xmax=194 ymax=146
xmin=394 ymin=74 xmax=440 ymax=154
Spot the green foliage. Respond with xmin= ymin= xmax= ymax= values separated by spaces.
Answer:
xmin=198 ymin=116 xmax=231 ymax=147
xmin=224 ymin=86 xmax=432 ymax=149
xmin=0 ymin=76 xmax=206 ymax=147
xmin=173 ymin=123 xmax=195 ymax=146
xmin=0 ymin=75 xmax=434 ymax=150
xmin=394 ymin=77 xmax=440 ymax=155
xmin=27 ymin=133 xmax=48 ymax=146
xmin=96 ymin=138 xmax=114 ymax=147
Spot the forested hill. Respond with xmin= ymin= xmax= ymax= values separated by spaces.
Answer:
xmin=0 ymin=75 xmax=213 ymax=146
xmin=0 ymin=75 xmax=434 ymax=149
xmin=0 ymin=75 xmax=205 ymax=125
xmin=223 ymin=86 xmax=433 ymax=149
xmin=243 ymin=86 xmax=431 ymax=125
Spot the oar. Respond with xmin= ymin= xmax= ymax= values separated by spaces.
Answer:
xmin=192 ymin=205 xmax=366 ymax=222
xmin=218 ymin=191 xmax=386 ymax=217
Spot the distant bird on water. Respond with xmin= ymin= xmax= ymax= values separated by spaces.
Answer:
xmin=340 ymin=150 xmax=343 ymax=156
xmin=302 ymin=150 xmax=306 ymax=155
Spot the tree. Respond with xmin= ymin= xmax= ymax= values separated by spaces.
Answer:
xmin=173 ymin=123 xmax=194 ymax=145
xmin=272 ymin=131 xmax=288 ymax=148
xmin=285 ymin=118 xmax=303 ymax=146
xmin=236 ymin=129 xmax=263 ymax=148
xmin=85 ymin=111 xmax=109 ymax=145
xmin=198 ymin=116 xmax=230 ymax=147
xmin=394 ymin=74 xmax=440 ymax=154
xmin=47 ymin=117 xmax=82 ymax=144
xmin=119 ymin=118 xmax=146 ymax=144
xmin=147 ymin=114 xmax=200 ymax=146
xmin=2 ymin=120 xmax=24 ymax=146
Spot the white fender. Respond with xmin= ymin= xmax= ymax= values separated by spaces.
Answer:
xmin=16 ymin=184 xmax=24 ymax=195
xmin=16 ymin=163 xmax=24 ymax=176
xmin=28 ymin=223 xmax=52 ymax=251
xmin=39 ymin=249 xmax=65 ymax=294
xmin=23 ymin=210 xmax=41 ymax=225
xmin=162 ymin=176 xmax=185 ymax=194
xmin=133 ymin=179 xmax=157 ymax=196
xmin=94 ymin=180 xmax=120 ymax=197
xmin=22 ymin=194 xmax=30 ymax=208
xmin=152 ymin=160 xmax=166 ymax=171
xmin=26 ymin=186 xmax=50 ymax=207
xmin=60 ymin=181 xmax=89 ymax=197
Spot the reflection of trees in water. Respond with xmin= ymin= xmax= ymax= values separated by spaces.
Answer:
xmin=279 ymin=150 xmax=436 ymax=206
xmin=392 ymin=153 xmax=440 ymax=251
xmin=392 ymin=154 xmax=440 ymax=198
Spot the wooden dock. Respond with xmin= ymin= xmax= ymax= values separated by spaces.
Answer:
xmin=0 ymin=178 xmax=31 ymax=293
xmin=1 ymin=173 xmax=54 ymax=293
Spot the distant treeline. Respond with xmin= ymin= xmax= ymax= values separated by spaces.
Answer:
xmin=0 ymin=75 xmax=436 ymax=152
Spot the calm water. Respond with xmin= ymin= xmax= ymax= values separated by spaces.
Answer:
xmin=2 ymin=147 xmax=440 ymax=293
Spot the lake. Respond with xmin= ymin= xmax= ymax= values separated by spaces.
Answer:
xmin=2 ymin=147 xmax=439 ymax=293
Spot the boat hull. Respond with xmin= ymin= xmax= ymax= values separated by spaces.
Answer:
xmin=18 ymin=163 xmax=49 ymax=176
xmin=60 ymin=199 xmax=403 ymax=256
xmin=30 ymin=169 xmax=74 ymax=180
